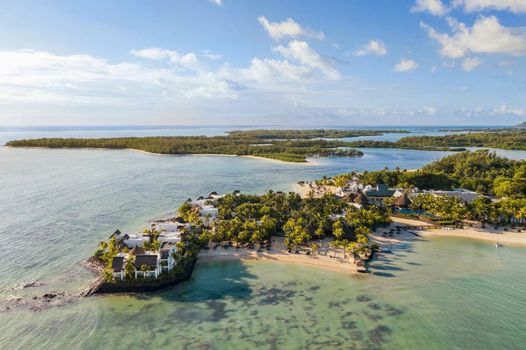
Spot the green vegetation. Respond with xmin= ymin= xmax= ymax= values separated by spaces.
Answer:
xmin=6 ymin=135 xmax=363 ymax=163
xmin=178 ymin=191 xmax=390 ymax=254
xmin=325 ymin=151 xmax=525 ymax=197
xmin=314 ymin=150 xmax=526 ymax=225
xmin=347 ymin=130 xmax=526 ymax=151
xmin=409 ymin=193 xmax=526 ymax=226
xmin=227 ymin=129 xmax=409 ymax=139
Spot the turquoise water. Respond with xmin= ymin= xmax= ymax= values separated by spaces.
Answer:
xmin=1 ymin=126 xmax=525 ymax=349
xmin=1 ymin=238 xmax=525 ymax=349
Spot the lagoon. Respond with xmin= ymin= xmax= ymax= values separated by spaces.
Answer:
xmin=1 ymin=126 xmax=525 ymax=349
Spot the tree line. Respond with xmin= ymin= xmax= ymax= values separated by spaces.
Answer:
xmin=178 ymin=191 xmax=390 ymax=254
xmin=6 ymin=136 xmax=363 ymax=163
xmin=346 ymin=130 xmax=526 ymax=151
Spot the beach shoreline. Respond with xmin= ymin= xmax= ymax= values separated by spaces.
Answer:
xmin=3 ymin=146 xmax=320 ymax=166
xmin=421 ymin=227 xmax=526 ymax=246
xmin=196 ymin=237 xmax=361 ymax=274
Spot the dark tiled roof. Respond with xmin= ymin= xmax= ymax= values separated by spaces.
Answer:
xmin=112 ymin=256 xmax=124 ymax=272
xmin=354 ymin=192 xmax=368 ymax=204
xmin=129 ymin=246 xmax=145 ymax=255
xmin=134 ymin=255 xmax=158 ymax=270
xmin=366 ymin=184 xmax=395 ymax=197
xmin=109 ymin=229 xmax=121 ymax=239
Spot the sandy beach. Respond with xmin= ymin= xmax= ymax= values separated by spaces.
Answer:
xmin=422 ymin=227 xmax=526 ymax=246
xmin=294 ymin=182 xmax=338 ymax=198
xmin=197 ymin=237 xmax=361 ymax=274
xmin=391 ymin=216 xmax=526 ymax=246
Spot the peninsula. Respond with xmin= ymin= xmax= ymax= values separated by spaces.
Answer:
xmin=88 ymin=150 xmax=526 ymax=294
xmin=4 ymin=129 xmax=409 ymax=163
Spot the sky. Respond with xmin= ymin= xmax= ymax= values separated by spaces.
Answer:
xmin=0 ymin=0 xmax=525 ymax=126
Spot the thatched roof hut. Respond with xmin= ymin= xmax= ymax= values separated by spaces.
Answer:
xmin=394 ymin=192 xmax=412 ymax=207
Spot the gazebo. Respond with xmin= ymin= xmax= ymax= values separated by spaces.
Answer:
xmin=394 ymin=192 xmax=412 ymax=208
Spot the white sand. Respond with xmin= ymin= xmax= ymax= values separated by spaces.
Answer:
xmin=390 ymin=216 xmax=526 ymax=246
xmin=197 ymin=237 xmax=360 ymax=274
xmin=422 ymin=226 xmax=526 ymax=246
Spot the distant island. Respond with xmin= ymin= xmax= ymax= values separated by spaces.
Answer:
xmin=346 ymin=129 xmax=526 ymax=151
xmin=5 ymin=129 xmax=408 ymax=163
xmin=7 ymin=129 xmax=526 ymax=163
xmin=516 ymin=122 xmax=526 ymax=128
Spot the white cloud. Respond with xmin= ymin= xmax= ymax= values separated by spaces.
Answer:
xmin=257 ymin=16 xmax=325 ymax=40
xmin=421 ymin=16 xmax=526 ymax=58
xmin=462 ymin=57 xmax=481 ymax=71
xmin=131 ymin=47 xmax=203 ymax=72
xmin=411 ymin=0 xmax=449 ymax=16
xmin=421 ymin=106 xmax=438 ymax=115
xmin=241 ymin=58 xmax=312 ymax=82
xmin=0 ymin=49 xmax=239 ymax=109
xmin=394 ymin=59 xmax=419 ymax=72
xmin=458 ymin=0 xmax=526 ymax=13
xmin=491 ymin=105 xmax=526 ymax=116
xmin=272 ymin=40 xmax=340 ymax=80
xmin=209 ymin=0 xmax=223 ymax=6
xmin=355 ymin=40 xmax=387 ymax=56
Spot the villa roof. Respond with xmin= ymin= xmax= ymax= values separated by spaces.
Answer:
xmin=109 ymin=229 xmax=121 ymax=239
xmin=112 ymin=256 xmax=124 ymax=272
xmin=394 ymin=192 xmax=412 ymax=207
xmin=130 ymin=246 xmax=145 ymax=255
xmin=134 ymin=255 xmax=158 ymax=270
xmin=365 ymin=184 xmax=395 ymax=198
xmin=354 ymin=192 xmax=368 ymax=204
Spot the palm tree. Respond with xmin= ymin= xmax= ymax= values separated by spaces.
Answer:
xmin=124 ymin=257 xmax=135 ymax=280
xmin=140 ymin=264 xmax=150 ymax=278
xmin=332 ymin=218 xmax=344 ymax=240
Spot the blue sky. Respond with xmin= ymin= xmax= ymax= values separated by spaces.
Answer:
xmin=0 ymin=0 xmax=525 ymax=126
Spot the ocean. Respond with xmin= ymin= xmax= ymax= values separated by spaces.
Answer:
xmin=0 ymin=125 xmax=525 ymax=349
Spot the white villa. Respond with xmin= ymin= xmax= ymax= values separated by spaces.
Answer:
xmin=109 ymin=192 xmax=227 ymax=281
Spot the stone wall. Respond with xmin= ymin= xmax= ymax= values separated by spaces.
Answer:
xmin=89 ymin=258 xmax=197 ymax=295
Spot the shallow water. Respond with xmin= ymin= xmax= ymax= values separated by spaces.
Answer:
xmin=0 ymin=126 xmax=525 ymax=349
xmin=2 ymin=237 xmax=525 ymax=349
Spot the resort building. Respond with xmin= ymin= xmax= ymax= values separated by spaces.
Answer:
xmin=393 ymin=192 xmax=412 ymax=208
xmin=122 ymin=234 xmax=149 ymax=248
xmin=109 ymin=233 xmax=180 ymax=280
xmin=134 ymin=254 xmax=160 ymax=278
xmin=159 ymin=242 xmax=177 ymax=273
xmin=111 ymin=255 xmax=125 ymax=280
xmin=365 ymin=184 xmax=396 ymax=205
xmin=427 ymin=188 xmax=479 ymax=203
xmin=352 ymin=192 xmax=369 ymax=208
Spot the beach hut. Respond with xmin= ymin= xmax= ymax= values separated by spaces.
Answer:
xmin=394 ymin=192 xmax=412 ymax=208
